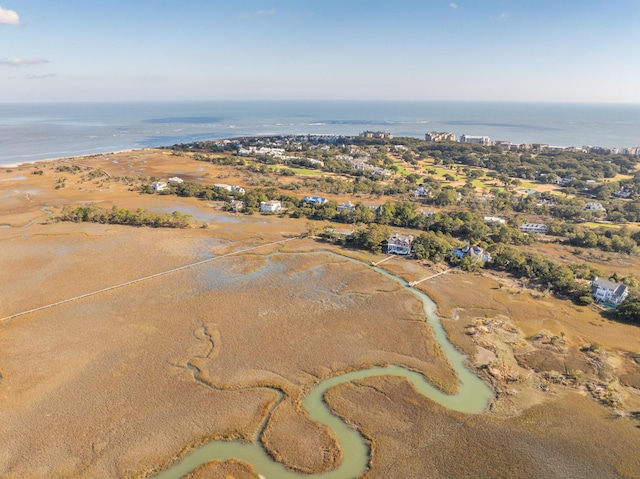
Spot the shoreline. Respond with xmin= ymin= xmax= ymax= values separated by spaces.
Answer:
xmin=2 ymin=148 xmax=145 ymax=169
xmin=5 ymin=128 xmax=640 ymax=170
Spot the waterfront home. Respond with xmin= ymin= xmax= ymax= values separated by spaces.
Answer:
xmin=452 ymin=244 xmax=492 ymax=262
xmin=168 ymin=176 xmax=183 ymax=185
xmin=214 ymin=183 xmax=233 ymax=192
xmin=387 ymin=234 xmax=414 ymax=255
xmin=260 ymin=200 xmax=282 ymax=213
xmin=152 ymin=181 xmax=168 ymax=192
xmin=323 ymin=227 xmax=355 ymax=241
xmin=230 ymin=200 xmax=244 ymax=212
xmin=591 ymin=277 xmax=629 ymax=306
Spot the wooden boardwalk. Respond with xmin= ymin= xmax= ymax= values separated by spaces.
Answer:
xmin=371 ymin=255 xmax=395 ymax=266
xmin=408 ymin=266 xmax=459 ymax=287
xmin=0 ymin=236 xmax=300 ymax=323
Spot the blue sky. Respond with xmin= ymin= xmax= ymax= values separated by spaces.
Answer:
xmin=1 ymin=0 xmax=639 ymax=102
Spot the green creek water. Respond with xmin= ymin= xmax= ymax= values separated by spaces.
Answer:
xmin=152 ymin=254 xmax=494 ymax=479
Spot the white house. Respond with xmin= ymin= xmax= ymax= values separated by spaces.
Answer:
xmin=260 ymin=200 xmax=282 ymax=213
xmin=591 ymin=277 xmax=629 ymax=306
xmin=214 ymin=183 xmax=233 ymax=192
xmin=484 ymin=216 xmax=506 ymax=224
xmin=453 ymin=244 xmax=492 ymax=262
xmin=231 ymin=185 xmax=246 ymax=195
xmin=555 ymin=176 xmax=575 ymax=186
xmin=168 ymin=176 xmax=184 ymax=185
xmin=337 ymin=201 xmax=356 ymax=212
xmin=387 ymin=234 xmax=413 ymax=255
xmin=152 ymin=181 xmax=168 ymax=192
xmin=519 ymin=223 xmax=549 ymax=234
xmin=614 ymin=188 xmax=633 ymax=198
xmin=302 ymin=195 xmax=328 ymax=205
xmin=414 ymin=185 xmax=429 ymax=197
xmin=585 ymin=202 xmax=606 ymax=212
xmin=230 ymin=200 xmax=244 ymax=212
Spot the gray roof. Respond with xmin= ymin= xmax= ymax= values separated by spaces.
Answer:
xmin=592 ymin=277 xmax=628 ymax=298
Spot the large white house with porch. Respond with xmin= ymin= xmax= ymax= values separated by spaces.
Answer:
xmin=591 ymin=277 xmax=629 ymax=306
xmin=387 ymin=234 xmax=414 ymax=255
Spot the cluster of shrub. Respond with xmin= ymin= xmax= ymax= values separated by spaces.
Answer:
xmin=57 ymin=205 xmax=191 ymax=228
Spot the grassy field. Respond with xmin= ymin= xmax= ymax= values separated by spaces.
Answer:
xmin=266 ymin=165 xmax=325 ymax=176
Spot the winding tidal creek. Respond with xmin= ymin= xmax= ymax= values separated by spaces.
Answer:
xmin=152 ymin=255 xmax=494 ymax=479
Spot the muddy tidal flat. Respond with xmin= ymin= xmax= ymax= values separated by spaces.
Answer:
xmin=1 ymin=150 xmax=640 ymax=479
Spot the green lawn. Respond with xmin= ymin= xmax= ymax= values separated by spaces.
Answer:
xmin=288 ymin=167 xmax=324 ymax=176
xmin=266 ymin=165 xmax=324 ymax=176
xmin=392 ymin=162 xmax=410 ymax=176
xmin=582 ymin=222 xmax=640 ymax=230
xmin=423 ymin=165 xmax=462 ymax=181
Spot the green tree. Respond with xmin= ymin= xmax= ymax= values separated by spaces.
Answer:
xmin=353 ymin=224 xmax=392 ymax=253
xmin=615 ymin=294 xmax=640 ymax=323
xmin=412 ymin=232 xmax=452 ymax=262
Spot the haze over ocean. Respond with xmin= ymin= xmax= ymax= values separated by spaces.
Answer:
xmin=1 ymin=101 xmax=639 ymax=166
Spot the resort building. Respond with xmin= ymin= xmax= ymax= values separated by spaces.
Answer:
xmin=591 ymin=277 xmax=629 ymax=306
xmin=459 ymin=135 xmax=491 ymax=146
xmin=387 ymin=234 xmax=414 ymax=255
xmin=359 ymin=131 xmax=394 ymax=140
xmin=260 ymin=200 xmax=282 ymax=213
xmin=425 ymin=131 xmax=455 ymax=142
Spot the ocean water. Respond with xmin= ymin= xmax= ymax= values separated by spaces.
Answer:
xmin=1 ymin=101 xmax=639 ymax=166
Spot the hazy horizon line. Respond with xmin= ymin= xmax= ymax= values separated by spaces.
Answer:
xmin=2 ymin=99 xmax=640 ymax=106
